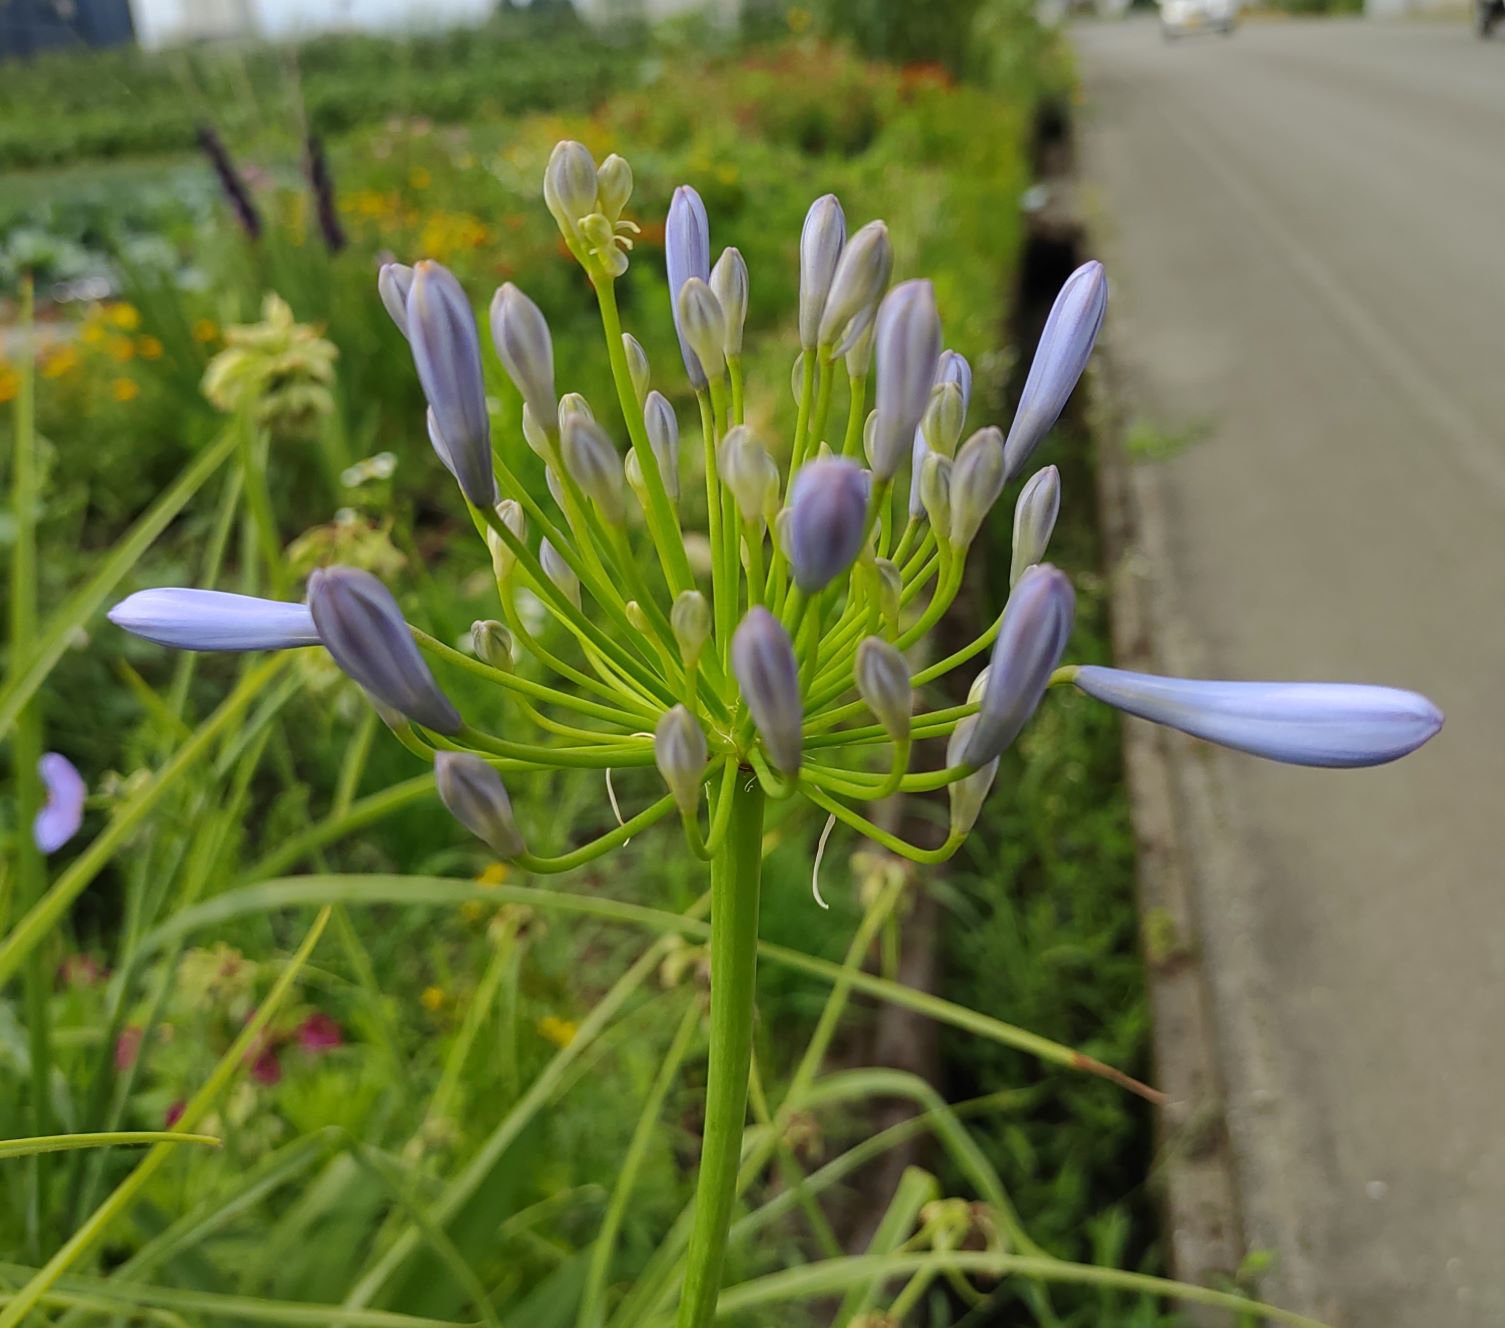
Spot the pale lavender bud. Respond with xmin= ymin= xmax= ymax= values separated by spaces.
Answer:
xmin=434 ymin=751 xmax=526 ymax=859
xmin=818 ymin=219 xmax=892 ymax=355
xmin=426 ymin=407 xmax=458 ymax=480
xmin=546 ymin=464 xmax=567 ymax=512
xmin=920 ymin=453 xmax=952 ymax=534
xmin=109 ymin=588 xmax=320 ymax=652
xmin=539 ymin=538 xmax=580 ymax=609
xmin=378 ymin=262 xmax=414 ymax=338
xmin=947 ymin=718 xmax=999 ymax=837
xmin=623 ymin=333 xmax=650 ymax=405
xmin=732 ymin=607 xmax=803 ymax=776
xmin=677 ymin=277 xmax=727 ymax=382
xmin=596 ymin=153 xmax=633 ymax=221
xmin=719 ymin=426 xmax=778 ymax=524
xmin=948 ymin=426 xmax=1007 ymax=550
xmin=489 ymin=283 xmax=556 ymax=431
xmin=786 ymin=457 xmax=868 ymax=593
xmin=799 ymin=194 xmax=846 ymax=351
xmin=937 ymin=349 xmax=972 ymax=413
xmin=1072 ymin=668 xmax=1443 ymax=768
xmin=961 ymin=564 xmax=1075 ymax=766
xmin=845 ymin=320 xmax=876 ymax=378
xmin=710 ymin=247 xmax=749 ymax=358
xmin=643 ymin=390 xmax=680 ymax=504
xmin=1003 ymin=259 xmax=1107 ymax=480
xmin=308 ymin=567 xmax=461 ymax=734
xmin=407 ymin=261 xmax=495 ymax=507
xmin=34 ymin=753 xmax=85 ymax=854
xmin=909 ymin=349 xmax=971 ymax=518
xmin=471 ymin=619 xmax=513 ymax=671
xmin=1010 ymin=464 xmax=1061 ymax=586
xmin=544 ymin=140 xmax=598 ymax=243
xmin=871 ymin=280 xmax=940 ymax=480
xmin=560 ymin=412 xmax=625 ymax=520
xmin=666 ymin=185 xmax=711 ymax=388
xmin=655 ymin=705 xmax=708 ymax=816
xmin=671 ymin=589 xmax=711 ymax=665
xmin=521 ymin=402 xmax=550 ymax=458
xmin=874 ymin=558 xmax=901 ymax=624
xmin=855 ymin=637 xmax=912 ymax=744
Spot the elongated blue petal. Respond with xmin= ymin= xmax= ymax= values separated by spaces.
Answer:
xmin=1073 ymin=668 xmax=1443 ymax=768
xmin=35 ymin=753 xmax=85 ymax=855
xmin=961 ymin=563 xmax=1074 ymax=766
xmin=308 ymin=567 xmax=461 ymax=734
xmin=108 ymin=588 xmax=320 ymax=652
xmin=666 ymin=185 xmax=711 ymax=388
xmin=406 ymin=261 xmax=496 ymax=508
xmin=1003 ymin=260 xmax=1107 ymax=481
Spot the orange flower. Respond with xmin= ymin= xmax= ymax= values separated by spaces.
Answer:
xmin=137 ymin=335 xmax=164 ymax=360
xmin=191 ymin=319 xmax=219 ymax=343
xmin=111 ymin=377 xmax=139 ymax=402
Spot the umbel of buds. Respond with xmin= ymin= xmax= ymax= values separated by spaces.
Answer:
xmin=108 ymin=138 xmax=1443 ymax=1328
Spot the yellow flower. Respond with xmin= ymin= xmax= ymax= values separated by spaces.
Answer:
xmin=476 ymin=863 xmax=509 ymax=887
xmin=459 ymin=901 xmax=487 ymax=923
xmin=81 ymin=322 xmax=107 ymax=346
xmin=0 ymin=368 xmax=18 ymax=403
xmin=107 ymin=335 xmax=135 ymax=364
xmin=192 ymin=319 xmax=219 ymax=343
xmin=137 ymin=335 xmax=164 ymax=360
xmin=420 ymin=985 xmax=446 ymax=1012
xmin=409 ymin=166 xmax=432 ymax=190
xmin=111 ymin=377 xmax=139 ymax=403
xmin=537 ymin=1015 xmax=578 ymax=1048
xmin=41 ymin=345 xmax=79 ymax=378
xmin=108 ymin=303 xmax=141 ymax=331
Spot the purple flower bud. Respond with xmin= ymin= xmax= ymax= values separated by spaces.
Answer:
xmin=677 ymin=277 xmax=727 ymax=382
xmin=308 ymin=567 xmax=461 ymax=734
xmin=1003 ymin=260 xmax=1107 ymax=481
xmin=560 ymin=411 xmax=625 ymax=520
xmin=711 ymin=247 xmax=749 ymax=358
xmin=435 ymin=751 xmax=526 ymax=860
xmin=34 ymin=753 xmax=85 ymax=855
xmin=818 ymin=219 xmax=892 ymax=356
xmin=719 ymin=426 xmax=779 ymax=525
xmin=871 ymin=280 xmax=941 ymax=480
xmin=489 ymin=283 xmax=556 ymax=432
xmin=643 ymin=390 xmax=680 ymax=504
xmin=910 ymin=349 xmax=971 ymax=518
xmin=1072 ymin=668 xmax=1444 ymax=768
xmin=655 ymin=705 xmax=709 ymax=816
xmin=947 ymin=718 xmax=998 ymax=837
xmin=425 ymin=407 xmax=457 ymax=480
xmin=787 ymin=457 xmax=869 ymax=593
xmin=948 ymin=426 xmax=1007 ymax=550
xmin=666 ymin=185 xmax=711 ymax=388
xmin=961 ymin=564 xmax=1075 ymax=766
xmin=544 ymin=140 xmax=598 ymax=243
xmin=732 ymin=607 xmax=803 ymax=776
xmin=378 ymin=262 xmax=414 ymax=339
xmin=406 ymin=261 xmax=496 ymax=508
xmin=855 ymin=637 xmax=912 ymax=743
xmin=1010 ymin=464 xmax=1061 ymax=586
xmin=799 ymin=194 xmax=846 ymax=351
xmin=109 ymin=588 xmax=320 ymax=652
xmin=539 ymin=538 xmax=581 ymax=610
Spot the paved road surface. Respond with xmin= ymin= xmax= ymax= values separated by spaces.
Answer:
xmin=1074 ymin=18 xmax=1505 ymax=1327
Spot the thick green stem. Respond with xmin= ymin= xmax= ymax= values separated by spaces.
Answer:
xmin=677 ymin=776 xmax=765 ymax=1328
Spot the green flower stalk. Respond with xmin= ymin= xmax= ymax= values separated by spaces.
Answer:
xmin=107 ymin=137 xmax=1444 ymax=1327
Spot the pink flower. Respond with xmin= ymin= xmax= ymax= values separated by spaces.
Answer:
xmin=164 ymin=1100 xmax=185 ymax=1128
xmin=115 ymin=1026 xmax=142 ymax=1070
xmin=297 ymin=1012 xmax=343 ymax=1053
xmin=250 ymin=1050 xmax=281 ymax=1085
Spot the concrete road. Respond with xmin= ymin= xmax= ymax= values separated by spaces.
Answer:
xmin=1074 ymin=18 xmax=1505 ymax=1328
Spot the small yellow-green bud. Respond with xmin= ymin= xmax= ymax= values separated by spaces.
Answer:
xmin=654 ymin=704 xmax=708 ymax=817
xmin=623 ymin=333 xmax=650 ymax=405
xmin=539 ymin=538 xmax=580 ymax=609
xmin=644 ymin=390 xmax=680 ymax=505
xmin=521 ymin=401 xmax=550 ymax=458
xmin=625 ymin=600 xmax=651 ymax=634
xmin=874 ymin=557 xmax=901 ymax=626
xmin=920 ymin=452 xmax=952 ymax=536
xmin=921 ymin=379 xmax=966 ymax=459
xmin=543 ymin=140 xmax=597 ymax=244
xmin=486 ymin=500 xmax=526 ymax=581
xmin=596 ymin=153 xmax=633 ymax=221
xmin=671 ymin=589 xmax=711 ymax=666
xmin=718 ymin=426 xmax=778 ymax=525
xmin=471 ymin=619 xmax=513 ymax=671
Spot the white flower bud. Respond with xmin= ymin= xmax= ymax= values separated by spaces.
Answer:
xmin=596 ymin=153 xmax=633 ymax=221
xmin=677 ymin=277 xmax=727 ymax=382
xmin=671 ymin=590 xmax=711 ymax=666
xmin=710 ymin=247 xmax=749 ymax=358
xmin=540 ymin=538 xmax=580 ymax=609
xmin=623 ymin=333 xmax=650 ymax=405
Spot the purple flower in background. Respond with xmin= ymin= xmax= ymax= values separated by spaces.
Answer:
xmin=297 ymin=1012 xmax=344 ymax=1054
xmin=34 ymin=753 xmax=85 ymax=854
xmin=1072 ymin=668 xmax=1444 ymax=768
xmin=666 ymin=185 xmax=711 ymax=388
xmin=108 ymin=588 xmax=320 ymax=652
xmin=1003 ymin=260 xmax=1107 ymax=481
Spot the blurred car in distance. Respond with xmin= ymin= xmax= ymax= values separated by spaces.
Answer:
xmin=1160 ymin=0 xmax=1237 ymax=38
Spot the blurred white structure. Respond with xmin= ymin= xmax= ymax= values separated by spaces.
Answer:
xmin=128 ymin=0 xmax=494 ymax=50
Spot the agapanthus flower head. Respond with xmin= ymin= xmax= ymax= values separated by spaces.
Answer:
xmin=308 ymin=566 xmax=461 ymax=734
xmin=35 ymin=753 xmax=85 ymax=855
